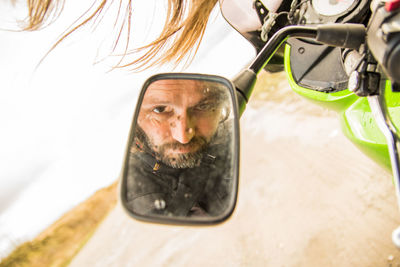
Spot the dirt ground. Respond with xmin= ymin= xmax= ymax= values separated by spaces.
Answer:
xmin=69 ymin=73 xmax=400 ymax=267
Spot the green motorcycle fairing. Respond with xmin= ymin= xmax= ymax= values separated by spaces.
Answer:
xmin=284 ymin=44 xmax=400 ymax=170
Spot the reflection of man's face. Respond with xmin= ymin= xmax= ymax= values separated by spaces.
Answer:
xmin=137 ymin=79 xmax=225 ymax=168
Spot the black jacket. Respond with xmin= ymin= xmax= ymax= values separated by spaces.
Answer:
xmin=125 ymin=143 xmax=233 ymax=217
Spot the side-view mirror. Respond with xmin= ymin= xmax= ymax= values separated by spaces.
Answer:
xmin=120 ymin=73 xmax=240 ymax=225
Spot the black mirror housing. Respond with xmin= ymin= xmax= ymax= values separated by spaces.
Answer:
xmin=120 ymin=73 xmax=240 ymax=225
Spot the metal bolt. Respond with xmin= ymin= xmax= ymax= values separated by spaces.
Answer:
xmin=348 ymin=71 xmax=360 ymax=92
xmin=154 ymin=199 xmax=166 ymax=210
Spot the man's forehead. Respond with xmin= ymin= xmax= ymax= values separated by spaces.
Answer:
xmin=144 ymin=79 xmax=219 ymax=103
xmin=147 ymin=79 xmax=205 ymax=92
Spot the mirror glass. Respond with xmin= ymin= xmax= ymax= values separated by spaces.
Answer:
xmin=121 ymin=74 xmax=239 ymax=224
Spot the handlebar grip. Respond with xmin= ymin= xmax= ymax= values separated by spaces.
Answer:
xmin=316 ymin=24 xmax=366 ymax=49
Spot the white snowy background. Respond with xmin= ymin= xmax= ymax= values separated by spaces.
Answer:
xmin=0 ymin=0 xmax=255 ymax=258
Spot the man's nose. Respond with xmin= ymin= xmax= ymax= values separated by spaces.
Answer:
xmin=170 ymin=112 xmax=195 ymax=144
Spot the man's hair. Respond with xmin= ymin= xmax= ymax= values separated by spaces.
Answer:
xmin=24 ymin=0 xmax=218 ymax=70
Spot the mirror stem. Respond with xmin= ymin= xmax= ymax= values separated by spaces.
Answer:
xmin=233 ymin=26 xmax=317 ymax=116
xmin=233 ymin=69 xmax=257 ymax=116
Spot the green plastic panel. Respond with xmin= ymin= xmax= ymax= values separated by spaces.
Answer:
xmin=283 ymin=44 xmax=400 ymax=170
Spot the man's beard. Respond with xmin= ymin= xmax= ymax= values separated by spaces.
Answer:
xmin=135 ymin=126 xmax=209 ymax=168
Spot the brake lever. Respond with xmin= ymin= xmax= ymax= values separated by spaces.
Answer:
xmin=367 ymin=81 xmax=400 ymax=248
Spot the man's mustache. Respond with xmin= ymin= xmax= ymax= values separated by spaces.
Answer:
xmin=160 ymin=136 xmax=207 ymax=151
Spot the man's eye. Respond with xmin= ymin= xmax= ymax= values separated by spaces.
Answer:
xmin=152 ymin=106 xmax=172 ymax=114
xmin=195 ymin=102 xmax=215 ymax=111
